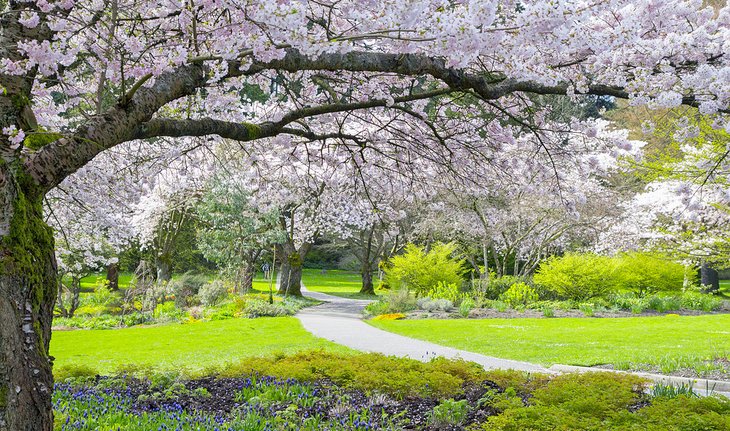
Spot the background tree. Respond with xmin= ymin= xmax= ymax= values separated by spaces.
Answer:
xmin=195 ymin=174 xmax=284 ymax=292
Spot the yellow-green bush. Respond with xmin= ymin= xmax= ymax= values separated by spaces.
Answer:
xmin=384 ymin=243 xmax=465 ymax=297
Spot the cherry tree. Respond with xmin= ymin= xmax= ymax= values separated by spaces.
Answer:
xmin=416 ymin=120 xmax=641 ymax=277
xmin=1 ymin=0 xmax=729 ymax=428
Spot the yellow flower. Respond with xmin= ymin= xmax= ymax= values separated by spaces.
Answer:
xmin=373 ymin=313 xmax=406 ymax=321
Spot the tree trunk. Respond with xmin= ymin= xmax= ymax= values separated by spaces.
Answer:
xmin=700 ymin=262 xmax=720 ymax=293
xmin=106 ymin=262 xmax=119 ymax=291
xmin=0 ymin=175 xmax=57 ymax=431
xmin=241 ymin=262 xmax=254 ymax=293
xmin=360 ymin=264 xmax=375 ymax=295
xmin=155 ymin=255 xmax=172 ymax=282
xmin=278 ymin=258 xmax=303 ymax=296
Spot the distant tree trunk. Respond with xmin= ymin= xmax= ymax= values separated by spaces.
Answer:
xmin=277 ymin=242 xmax=311 ymax=296
xmin=360 ymin=262 xmax=375 ymax=295
xmin=240 ymin=262 xmax=255 ymax=293
xmin=278 ymin=258 xmax=303 ymax=296
xmin=700 ymin=262 xmax=720 ymax=293
xmin=106 ymin=262 xmax=119 ymax=291
xmin=155 ymin=255 xmax=172 ymax=282
xmin=56 ymin=278 xmax=81 ymax=318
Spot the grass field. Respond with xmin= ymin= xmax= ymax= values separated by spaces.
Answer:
xmin=370 ymin=314 xmax=730 ymax=373
xmin=51 ymin=316 xmax=350 ymax=373
xmin=302 ymin=268 xmax=379 ymax=299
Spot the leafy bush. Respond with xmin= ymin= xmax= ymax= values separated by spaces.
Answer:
xmin=534 ymin=253 xmax=617 ymax=300
xmin=680 ymin=291 xmax=724 ymax=312
xmin=384 ymin=243 xmax=465 ymax=296
xmin=612 ymin=253 xmax=687 ymax=295
xmin=459 ymin=297 xmax=475 ymax=317
xmin=216 ymin=351 xmax=487 ymax=399
xmin=365 ymin=288 xmax=417 ymax=316
xmin=427 ymin=281 xmax=461 ymax=302
xmin=199 ymin=280 xmax=229 ymax=306
xmin=500 ymin=282 xmax=539 ymax=307
xmin=169 ymin=272 xmax=210 ymax=307
xmin=430 ymin=398 xmax=469 ymax=427
xmin=472 ymin=275 xmax=526 ymax=301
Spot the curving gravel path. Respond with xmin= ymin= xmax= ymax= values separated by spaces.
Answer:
xmin=295 ymin=285 xmax=730 ymax=397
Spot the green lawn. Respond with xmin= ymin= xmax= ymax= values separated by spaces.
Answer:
xmin=75 ymin=272 xmax=134 ymax=291
xmin=51 ymin=317 xmax=350 ymax=373
xmin=370 ymin=315 xmax=730 ymax=372
xmin=302 ymin=268 xmax=379 ymax=299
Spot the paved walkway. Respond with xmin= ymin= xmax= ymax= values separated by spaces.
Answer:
xmin=296 ymin=286 xmax=730 ymax=397
xmin=297 ymin=286 xmax=550 ymax=373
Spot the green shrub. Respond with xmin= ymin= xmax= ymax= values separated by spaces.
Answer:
xmin=541 ymin=306 xmax=555 ymax=317
xmin=459 ymin=297 xmax=475 ymax=317
xmin=366 ymin=288 xmax=417 ymax=315
xmin=216 ymin=351 xmax=486 ymax=399
xmin=170 ymin=272 xmax=210 ymax=307
xmin=613 ymin=253 xmax=687 ymax=295
xmin=500 ymin=282 xmax=539 ymax=307
xmin=680 ymin=291 xmax=724 ymax=311
xmin=199 ymin=280 xmax=229 ymax=306
xmin=472 ymin=275 xmax=526 ymax=301
xmin=534 ymin=253 xmax=617 ymax=300
xmin=384 ymin=243 xmax=465 ymax=296
xmin=416 ymin=297 xmax=453 ymax=312
xmin=430 ymin=398 xmax=469 ymax=427
xmin=427 ymin=281 xmax=461 ymax=302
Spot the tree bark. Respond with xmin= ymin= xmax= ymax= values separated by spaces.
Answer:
xmin=240 ymin=262 xmax=254 ymax=293
xmin=0 ymin=172 xmax=57 ymax=431
xmin=278 ymin=258 xmax=303 ymax=296
xmin=700 ymin=262 xmax=720 ymax=293
xmin=155 ymin=255 xmax=172 ymax=282
xmin=106 ymin=262 xmax=119 ymax=291
xmin=360 ymin=266 xmax=375 ymax=295
xmin=277 ymin=242 xmax=310 ymax=296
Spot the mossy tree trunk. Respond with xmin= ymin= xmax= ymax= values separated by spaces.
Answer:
xmin=277 ymin=242 xmax=311 ymax=296
xmin=0 ymin=167 xmax=57 ymax=431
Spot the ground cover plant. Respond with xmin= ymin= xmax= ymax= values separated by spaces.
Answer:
xmin=51 ymin=317 xmax=351 ymax=373
xmin=370 ymin=314 xmax=730 ymax=379
xmin=52 ymin=352 xmax=730 ymax=431
xmin=53 ymin=272 xmax=313 ymax=330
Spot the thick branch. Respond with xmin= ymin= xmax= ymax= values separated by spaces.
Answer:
xmin=25 ymin=64 xmax=206 ymax=190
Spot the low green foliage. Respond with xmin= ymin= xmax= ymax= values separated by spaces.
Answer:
xmin=214 ymin=351 xmax=487 ymax=399
xmin=472 ymin=275 xmax=531 ymax=301
xmin=459 ymin=297 xmax=475 ymax=317
xmin=500 ymin=282 xmax=539 ymax=307
xmin=384 ymin=243 xmax=465 ymax=296
xmin=475 ymin=372 xmax=730 ymax=431
xmin=427 ymin=281 xmax=462 ymax=302
xmin=198 ymin=279 xmax=229 ymax=306
xmin=365 ymin=288 xmax=417 ymax=315
xmin=430 ymin=398 xmax=469 ymax=427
